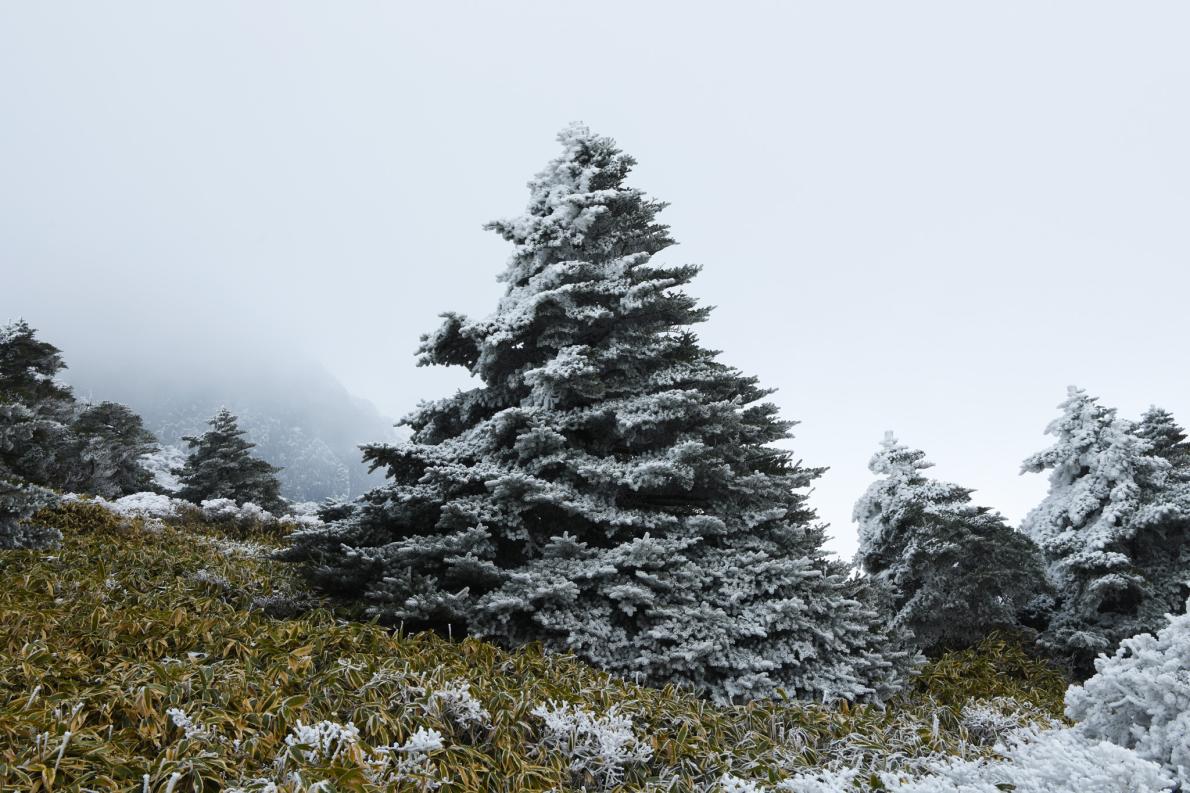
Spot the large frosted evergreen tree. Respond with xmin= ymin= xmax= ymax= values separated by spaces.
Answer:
xmin=286 ymin=125 xmax=916 ymax=703
xmin=854 ymin=433 xmax=1045 ymax=652
xmin=178 ymin=408 xmax=284 ymax=512
xmin=1021 ymin=387 xmax=1186 ymax=672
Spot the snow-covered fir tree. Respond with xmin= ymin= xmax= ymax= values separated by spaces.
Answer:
xmin=178 ymin=407 xmax=284 ymax=512
xmin=854 ymin=433 xmax=1045 ymax=652
xmin=1021 ymin=387 xmax=1187 ymax=673
xmin=286 ymin=125 xmax=918 ymax=703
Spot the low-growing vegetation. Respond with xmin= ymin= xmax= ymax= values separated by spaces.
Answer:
xmin=0 ymin=503 xmax=1084 ymax=792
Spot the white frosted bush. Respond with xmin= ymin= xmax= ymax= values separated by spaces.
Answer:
xmin=959 ymin=697 xmax=1058 ymax=746
xmin=430 ymin=681 xmax=491 ymax=732
xmin=770 ymin=726 xmax=1173 ymax=793
xmin=201 ymin=498 xmax=273 ymax=525
xmin=532 ymin=701 xmax=652 ymax=790
xmin=282 ymin=720 xmax=360 ymax=765
xmin=110 ymin=492 xmax=189 ymax=519
xmin=166 ymin=707 xmax=208 ymax=741
xmin=1066 ymin=601 xmax=1190 ymax=787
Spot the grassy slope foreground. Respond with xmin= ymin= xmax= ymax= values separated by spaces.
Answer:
xmin=0 ymin=503 xmax=1070 ymax=792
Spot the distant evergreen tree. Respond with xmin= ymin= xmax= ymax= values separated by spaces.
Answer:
xmin=854 ymin=433 xmax=1046 ymax=652
xmin=1021 ymin=387 xmax=1184 ymax=673
xmin=286 ymin=125 xmax=917 ymax=703
xmin=178 ymin=408 xmax=284 ymax=512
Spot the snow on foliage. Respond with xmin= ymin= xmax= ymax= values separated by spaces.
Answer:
xmin=140 ymin=444 xmax=186 ymax=493
xmin=752 ymin=726 xmax=1174 ymax=793
xmin=282 ymin=720 xmax=361 ymax=764
xmin=284 ymin=125 xmax=917 ymax=703
xmin=429 ymin=680 xmax=491 ymax=733
xmin=1066 ymin=600 xmax=1190 ymax=787
xmin=532 ymin=701 xmax=652 ymax=790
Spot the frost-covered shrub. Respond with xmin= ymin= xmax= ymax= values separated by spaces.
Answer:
xmin=890 ymin=726 xmax=1173 ymax=793
xmin=430 ymin=681 xmax=491 ymax=734
xmin=166 ymin=707 xmax=208 ymax=742
xmin=532 ymin=701 xmax=652 ymax=790
xmin=281 ymin=720 xmax=360 ymax=765
xmin=771 ymin=726 xmax=1173 ymax=793
xmin=269 ymin=720 xmax=443 ymax=790
xmin=201 ymin=498 xmax=274 ymax=526
xmin=0 ymin=478 xmax=59 ymax=550
xmin=959 ymin=697 xmax=1057 ymax=747
xmin=102 ymin=492 xmax=190 ymax=520
xmin=1066 ymin=601 xmax=1190 ymax=787
xmin=199 ymin=498 xmax=321 ymax=532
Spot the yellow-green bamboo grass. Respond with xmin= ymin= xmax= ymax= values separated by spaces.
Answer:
xmin=0 ymin=501 xmax=1067 ymax=792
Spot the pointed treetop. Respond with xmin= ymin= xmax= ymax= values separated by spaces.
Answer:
xmin=1136 ymin=406 xmax=1188 ymax=458
xmin=0 ymin=319 xmax=72 ymax=402
xmin=485 ymin=124 xmax=674 ymax=285
xmin=867 ymin=431 xmax=935 ymax=478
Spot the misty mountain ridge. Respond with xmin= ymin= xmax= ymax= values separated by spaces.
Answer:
xmin=63 ymin=348 xmax=403 ymax=503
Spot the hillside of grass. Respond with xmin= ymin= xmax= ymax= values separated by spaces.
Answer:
xmin=0 ymin=502 xmax=1071 ymax=792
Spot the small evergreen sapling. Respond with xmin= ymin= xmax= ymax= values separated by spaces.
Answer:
xmin=178 ymin=408 xmax=284 ymax=513
xmin=286 ymin=125 xmax=915 ymax=703
xmin=854 ymin=433 xmax=1045 ymax=652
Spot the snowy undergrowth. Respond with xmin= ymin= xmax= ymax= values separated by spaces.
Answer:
xmin=4 ymin=499 xmax=1180 ymax=792
xmin=722 ymin=725 xmax=1173 ymax=793
xmin=63 ymin=491 xmax=323 ymax=532
xmin=1066 ymin=599 xmax=1190 ymax=787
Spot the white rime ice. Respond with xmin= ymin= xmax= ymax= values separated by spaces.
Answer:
xmin=285 ymin=125 xmax=916 ymax=703
xmin=854 ymin=434 xmax=1045 ymax=652
xmin=1021 ymin=387 xmax=1190 ymax=671
xmin=1066 ymin=600 xmax=1190 ymax=787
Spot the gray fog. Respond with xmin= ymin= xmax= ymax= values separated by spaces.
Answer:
xmin=2 ymin=2 xmax=1188 ymax=557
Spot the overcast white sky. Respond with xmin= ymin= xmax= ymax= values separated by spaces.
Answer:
xmin=3 ymin=2 xmax=1188 ymax=557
